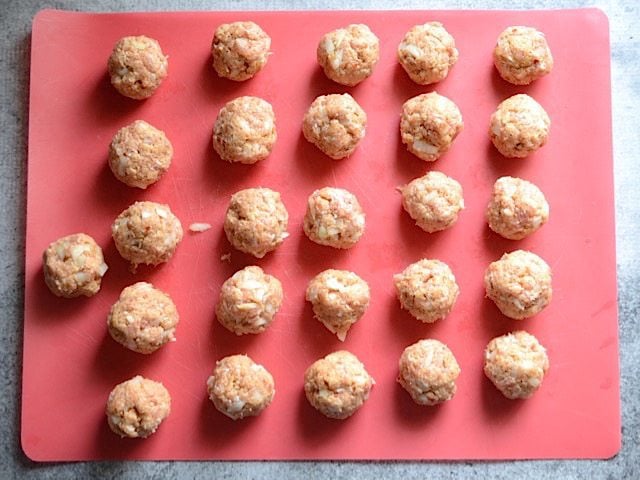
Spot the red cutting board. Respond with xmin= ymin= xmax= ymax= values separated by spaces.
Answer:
xmin=23 ymin=8 xmax=619 ymax=461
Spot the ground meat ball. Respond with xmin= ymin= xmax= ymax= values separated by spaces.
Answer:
xmin=400 ymin=171 xmax=464 ymax=233
xmin=303 ymin=187 xmax=365 ymax=249
xmin=106 ymin=375 xmax=171 ymax=438
xmin=306 ymin=269 xmax=370 ymax=341
xmin=107 ymin=282 xmax=179 ymax=354
xmin=211 ymin=21 xmax=271 ymax=81
xmin=490 ymin=94 xmax=551 ymax=158
xmin=484 ymin=250 xmax=552 ymax=319
xmin=397 ymin=339 xmax=461 ymax=406
xmin=494 ymin=26 xmax=553 ymax=85
xmin=223 ymin=188 xmax=289 ymax=258
xmin=207 ymin=355 xmax=275 ymax=420
xmin=484 ymin=331 xmax=549 ymax=399
xmin=302 ymin=94 xmax=367 ymax=160
xmin=42 ymin=233 xmax=108 ymax=298
xmin=212 ymin=96 xmax=276 ymax=164
xmin=108 ymin=36 xmax=168 ymax=100
xmin=216 ymin=266 xmax=283 ymax=335
xmin=112 ymin=201 xmax=183 ymax=269
xmin=397 ymin=22 xmax=458 ymax=85
xmin=400 ymin=92 xmax=463 ymax=162
xmin=108 ymin=120 xmax=173 ymax=189
xmin=394 ymin=259 xmax=459 ymax=323
xmin=317 ymin=24 xmax=380 ymax=86
xmin=304 ymin=351 xmax=374 ymax=420
xmin=486 ymin=176 xmax=549 ymax=240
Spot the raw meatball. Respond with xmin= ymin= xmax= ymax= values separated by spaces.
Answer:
xmin=394 ymin=259 xmax=459 ymax=323
xmin=223 ymin=187 xmax=289 ymax=258
xmin=486 ymin=176 xmax=549 ymax=240
xmin=43 ymin=233 xmax=108 ymax=298
xmin=400 ymin=92 xmax=463 ymax=162
xmin=400 ymin=171 xmax=464 ymax=233
xmin=211 ymin=21 xmax=271 ymax=81
xmin=398 ymin=339 xmax=460 ymax=406
xmin=490 ymin=94 xmax=550 ymax=158
xmin=303 ymin=187 xmax=365 ymax=249
xmin=494 ymin=26 xmax=553 ymax=85
xmin=302 ymin=93 xmax=367 ymax=160
xmin=112 ymin=201 xmax=183 ymax=270
xmin=317 ymin=24 xmax=380 ymax=86
xmin=484 ymin=250 xmax=552 ymax=319
xmin=106 ymin=375 xmax=171 ymax=438
xmin=304 ymin=351 xmax=374 ymax=420
xmin=484 ymin=331 xmax=549 ymax=399
xmin=109 ymin=120 xmax=173 ymax=189
xmin=108 ymin=36 xmax=168 ymax=100
xmin=306 ymin=269 xmax=370 ymax=341
xmin=108 ymin=282 xmax=179 ymax=354
xmin=207 ymin=354 xmax=275 ymax=420
xmin=212 ymin=96 xmax=276 ymax=164
xmin=397 ymin=22 xmax=458 ymax=85
xmin=216 ymin=266 xmax=283 ymax=335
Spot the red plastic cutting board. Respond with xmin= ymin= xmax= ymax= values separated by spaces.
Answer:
xmin=23 ymin=8 xmax=619 ymax=461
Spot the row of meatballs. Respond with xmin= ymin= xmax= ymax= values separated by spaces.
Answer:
xmin=106 ymin=90 xmax=551 ymax=194
xmin=107 ymin=330 xmax=549 ymax=439
xmin=107 ymin=21 xmax=552 ymax=99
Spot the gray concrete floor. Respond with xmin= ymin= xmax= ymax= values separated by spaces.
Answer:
xmin=1 ymin=0 xmax=638 ymax=478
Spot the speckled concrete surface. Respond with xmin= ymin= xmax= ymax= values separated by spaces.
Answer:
xmin=1 ymin=0 xmax=638 ymax=478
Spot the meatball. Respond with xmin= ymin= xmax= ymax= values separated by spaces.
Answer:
xmin=494 ymin=26 xmax=553 ymax=85
xmin=484 ymin=250 xmax=552 ymax=319
xmin=211 ymin=21 xmax=271 ymax=81
xmin=112 ymin=201 xmax=183 ymax=270
xmin=106 ymin=375 xmax=171 ymax=438
xmin=107 ymin=282 xmax=179 ymax=354
xmin=303 ymin=187 xmax=365 ymax=249
xmin=207 ymin=354 xmax=275 ymax=420
xmin=302 ymin=93 xmax=367 ymax=160
xmin=484 ymin=331 xmax=549 ymax=399
xmin=107 ymin=36 xmax=168 ymax=100
xmin=223 ymin=187 xmax=289 ymax=258
xmin=400 ymin=171 xmax=464 ymax=233
xmin=304 ymin=351 xmax=374 ymax=420
xmin=397 ymin=339 xmax=461 ymax=406
xmin=394 ymin=259 xmax=459 ymax=323
xmin=42 ymin=233 xmax=108 ymax=298
xmin=212 ymin=96 xmax=277 ymax=164
xmin=109 ymin=120 xmax=173 ymax=189
xmin=216 ymin=266 xmax=283 ymax=335
xmin=306 ymin=269 xmax=370 ymax=341
xmin=400 ymin=92 xmax=463 ymax=162
xmin=317 ymin=24 xmax=380 ymax=86
xmin=486 ymin=176 xmax=549 ymax=240
xmin=490 ymin=94 xmax=551 ymax=158
xmin=397 ymin=22 xmax=458 ymax=85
